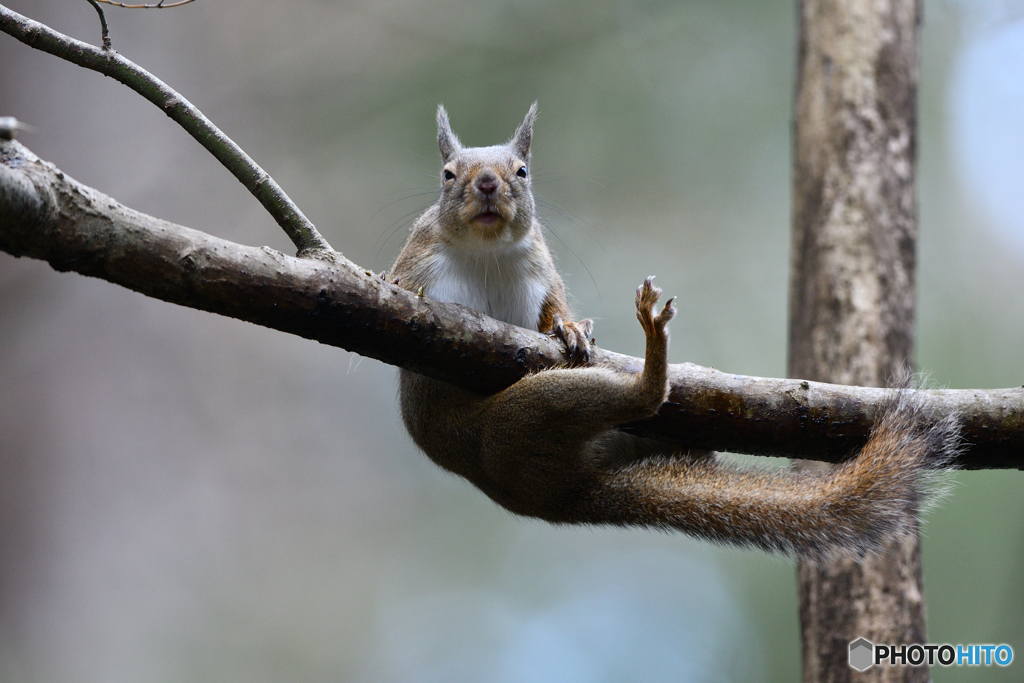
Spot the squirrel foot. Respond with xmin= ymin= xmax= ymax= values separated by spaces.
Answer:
xmin=635 ymin=276 xmax=675 ymax=339
xmin=552 ymin=315 xmax=594 ymax=366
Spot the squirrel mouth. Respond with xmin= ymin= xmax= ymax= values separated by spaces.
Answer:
xmin=474 ymin=211 xmax=502 ymax=225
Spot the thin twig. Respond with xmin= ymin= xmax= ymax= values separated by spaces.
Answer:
xmin=85 ymin=0 xmax=111 ymax=50
xmin=94 ymin=0 xmax=196 ymax=7
xmin=0 ymin=4 xmax=334 ymax=256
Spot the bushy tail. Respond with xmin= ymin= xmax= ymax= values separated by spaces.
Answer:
xmin=593 ymin=388 xmax=960 ymax=563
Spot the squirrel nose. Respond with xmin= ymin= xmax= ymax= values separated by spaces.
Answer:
xmin=476 ymin=173 xmax=499 ymax=196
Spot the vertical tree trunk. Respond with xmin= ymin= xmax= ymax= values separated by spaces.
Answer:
xmin=789 ymin=1 xmax=925 ymax=682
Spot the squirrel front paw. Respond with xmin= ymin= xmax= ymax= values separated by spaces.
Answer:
xmin=635 ymin=276 xmax=675 ymax=338
xmin=552 ymin=315 xmax=594 ymax=365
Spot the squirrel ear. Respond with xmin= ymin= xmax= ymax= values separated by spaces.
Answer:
xmin=510 ymin=102 xmax=538 ymax=160
xmin=437 ymin=105 xmax=461 ymax=162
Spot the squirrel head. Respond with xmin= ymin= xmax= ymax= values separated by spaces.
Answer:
xmin=435 ymin=104 xmax=539 ymax=252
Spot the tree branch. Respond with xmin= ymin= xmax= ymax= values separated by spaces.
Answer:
xmin=0 ymin=3 xmax=332 ymax=256
xmin=2 ymin=138 xmax=1022 ymax=469
xmin=93 ymin=1 xmax=196 ymax=8
xmin=85 ymin=0 xmax=112 ymax=50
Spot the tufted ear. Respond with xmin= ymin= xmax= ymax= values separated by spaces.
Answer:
xmin=436 ymin=105 xmax=461 ymax=163
xmin=510 ymin=102 xmax=537 ymax=161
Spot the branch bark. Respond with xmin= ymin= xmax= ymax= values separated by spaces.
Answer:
xmin=2 ymin=138 xmax=1022 ymax=469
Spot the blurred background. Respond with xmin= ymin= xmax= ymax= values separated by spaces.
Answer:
xmin=1 ymin=0 xmax=1022 ymax=680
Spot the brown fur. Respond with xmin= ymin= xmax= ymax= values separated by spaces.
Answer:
xmin=393 ymin=106 xmax=958 ymax=562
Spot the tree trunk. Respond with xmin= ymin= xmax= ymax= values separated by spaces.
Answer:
xmin=790 ymin=0 xmax=926 ymax=681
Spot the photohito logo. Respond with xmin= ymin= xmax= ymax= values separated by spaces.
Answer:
xmin=849 ymin=638 xmax=1013 ymax=671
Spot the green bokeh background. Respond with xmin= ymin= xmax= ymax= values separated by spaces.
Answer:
xmin=0 ymin=1 xmax=1021 ymax=680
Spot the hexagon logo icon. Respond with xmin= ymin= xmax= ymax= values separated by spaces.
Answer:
xmin=849 ymin=638 xmax=874 ymax=671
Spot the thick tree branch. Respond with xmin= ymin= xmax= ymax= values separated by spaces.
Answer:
xmin=0 ymin=3 xmax=332 ymax=255
xmin=2 ymin=138 xmax=1022 ymax=469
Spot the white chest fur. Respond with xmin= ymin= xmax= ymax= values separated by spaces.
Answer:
xmin=423 ymin=243 xmax=548 ymax=331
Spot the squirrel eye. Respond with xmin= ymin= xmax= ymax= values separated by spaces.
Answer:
xmin=516 ymin=165 xmax=528 ymax=178
xmin=443 ymin=169 xmax=456 ymax=181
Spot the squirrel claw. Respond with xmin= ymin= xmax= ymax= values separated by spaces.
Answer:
xmin=657 ymin=296 xmax=677 ymax=326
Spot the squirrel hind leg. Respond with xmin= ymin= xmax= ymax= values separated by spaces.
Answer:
xmin=484 ymin=279 xmax=677 ymax=439
xmin=633 ymin=277 xmax=675 ymax=411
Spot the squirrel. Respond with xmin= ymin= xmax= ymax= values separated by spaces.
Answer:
xmin=389 ymin=104 xmax=958 ymax=563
